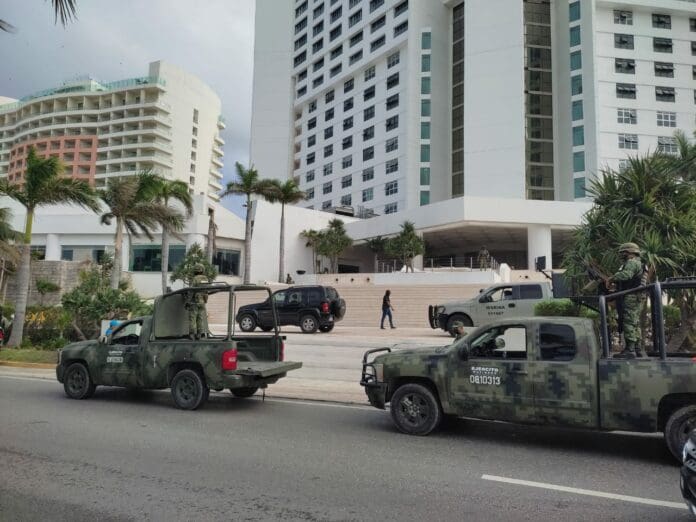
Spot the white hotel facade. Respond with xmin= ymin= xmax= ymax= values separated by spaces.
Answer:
xmin=248 ymin=0 xmax=696 ymax=274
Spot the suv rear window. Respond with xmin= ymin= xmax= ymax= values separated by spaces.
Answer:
xmin=305 ymin=288 xmax=323 ymax=306
xmin=519 ymin=285 xmax=543 ymax=299
xmin=325 ymin=287 xmax=338 ymax=300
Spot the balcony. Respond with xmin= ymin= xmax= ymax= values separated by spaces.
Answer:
xmin=212 ymin=145 xmax=224 ymax=156
xmin=214 ymin=134 xmax=225 ymax=145
xmin=217 ymin=115 xmax=226 ymax=129
xmin=211 ymin=156 xmax=224 ymax=168
xmin=210 ymin=168 xmax=223 ymax=179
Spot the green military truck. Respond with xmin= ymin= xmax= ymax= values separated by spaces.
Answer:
xmin=428 ymin=281 xmax=557 ymax=336
xmin=363 ymin=280 xmax=696 ymax=460
xmin=57 ymin=284 xmax=301 ymax=410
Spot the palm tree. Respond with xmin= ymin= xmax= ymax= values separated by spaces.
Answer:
xmin=0 ymin=147 xmax=100 ymax=347
xmin=316 ymin=219 xmax=353 ymax=273
xmin=154 ymin=180 xmax=193 ymax=294
xmin=0 ymin=207 xmax=21 ymax=301
xmin=220 ymin=163 xmax=276 ymax=284
xmin=99 ymin=172 xmax=183 ymax=290
xmin=267 ymin=179 xmax=306 ymax=282
xmin=2 ymin=0 xmax=77 ymax=32
xmin=301 ymin=229 xmax=321 ymax=274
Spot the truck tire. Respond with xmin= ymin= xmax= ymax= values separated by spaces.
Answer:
xmin=665 ymin=405 xmax=696 ymax=461
xmin=171 ymin=368 xmax=208 ymax=410
xmin=300 ymin=314 xmax=319 ymax=333
xmin=238 ymin=314 xmax=257 ymax=332
xmin=63 ymin=362 xmax=96 ymax=400
xmin=319 ymin=324 xmax=335 ymax=333
xmin=390 ymin=383 xmax=442 ymax=436
xmin=446 ymin=314 xmax=473 ymax=337
xmin=230 ymin=386 xmax=259 ymax=398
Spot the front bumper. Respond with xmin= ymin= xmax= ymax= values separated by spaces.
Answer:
xmin=360 ymin=347 xmax=391 ymax=409
xmin=56 ymin=364 xmax=64 ymax=383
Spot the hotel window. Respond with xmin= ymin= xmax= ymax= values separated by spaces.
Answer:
xmin=324 ymin=144 xmax=333 ymax=157
xmin=574 ymin=178 xmax=586 ymax=198
xmin=421 ymin=99 xmax=431 ymax=117
xmin=420 ymin=144 xmax=430 ymax=162
xmin=325 ymin=107 xmax=334 ymax=121
xmin=343 ymin=116 xmax=354 ymax=130
xmin=614 ymin=34 xmax=634 ymax=50
xmin=313 ymin=38 xmax=324 ymax=53
xmin=386 ymin=115 xmax=399 ymax=131
xmin=295 ymin=34 xmax=307 ymax=51
xmin=617 ymin=108 xmax=637 ymax=124
xmin=308 ymin=117 xmax=317 ymax=130
xmin=371 ymin=15 xmax=386 ymax=33
xmin=349 ymin=50 xmax=363 ymax=65
xmin=341 ymin=194 xmax=352 ymax=206
xmin=572 ymin=126 xmax=584 ymax=147
xmin=386 ymin=94 xmax=399 ymax=110
xmin=308 ymin=135 xmax=316 ymax=147
xmin=344 ymin=78 xmax=354 ymax=92
xmin=385 ymin=180 xmax=398 ymax=196
xmin=297 ymin=85 xmax=307 ymax=97
xmin=363 ymin=146 xmax=374 ymax=160
xmin=571 ymin=75 xmax=582 ymax=95
xmin=323 ymin=181 xmax=332 ymax=194
xmin=349 ymin=10 xmax=362 ymax=27
xmin=326 ymin=91 xmax=334 ymax=104
xmin=387 ymin=73 xmax=399 ymax=89
xmin=364 ymin=66 xmax=376 ymax=81
xmin=342 ymin=136 xmax=353 ymax=150
xmin=306 ymin=187 xmax=315 ymax=199
xmin=387 ymin=52 xmax=400 ymax=68
xmin=363 ymin=125 xmax=374 ymax=140
xmin=615 ymin=58 xmax=634 ymax=74
xmin=362 ymin=167 xmax=374 ymax=181
xmin=330 ymin=25 xmax=342 ymax=41
xmin=313 ymin=3 xmax=324 ymax=19
xmin=362 ymin=187 xmax=373 ymax=202
xmin=330 ymin=64 xmax=342 ymax=77
xmin=421 ymin=54 xmax=431 ymax=72
xmin=421 ymin=77 xmax=431 ymax=94
xmin=569 ymin=2 xmax=580 ymax=22
xmin=573 ymin=151 xmax=585 ymax=172
xmin=350 ymin=31 xmax=363 ymax=47
xmin=306 ymin=170 xmax=315 ymax=182
xmin=330 ymin=45 xmax=343 ymax=60
xmin=653 ymin=38 xmax=672 ymax=53
xmin=342 ymin=155 xmax=352 ymax=168
xmin=313 ymin=58 xmax=324 ymax=72
xmin=570 ymin=51 xmax=582 ymax=71
xmin=369 ymin=0 xmax=384 ymax=11
xmin=295 ymin=17 xmax=308 ymax=34
xmin=330 ymin=6 xmax=342 ymax=23
xmin=370 ymin=36 xmax=385 ymax=51
xmin=349 ymin=0 xmax=361 ymax=8
xmin=344 ymin=97 xmax=354 ymax=111
xmin=364 ymin=86 xmax=375 ymax=101
xmin=652 ymin=14 xmax=671 ymax=29
xmin=572 ymin=100 xmax=583 ymax=121
xmin=654 ymin=62 xmax=674 ymax=78
xmin=421 ymin=122 xmax=431 ymax=140
xmin=616 ymin=83 xmax=636 ymax=99
xmin=394 ymin=21 xmax=408 ymax=37
xmin=296 ymin=2 xmax=308 ymax=17
xmin=420 ymin=191 xmax=430 ymax=206
xmin=313 ymin=21 xmax=324 ymax=37
xmin=324 ymin=163 xmax=333 ymax=176
xmin=341 ymin=174 xmax=352 ymax=188
xmin=385 ymin=137 xmax=398 ymax=153
xmin=313 ymin=75 xmax=324 ymax=87
xmin=322 ymin=200 xmax=332 ymax=209
xmin=569 ymin=26 xmax=581 ymax=47
xmin=691 ymin=18 xmax=696 ymax=31
xmin=614 ymin=10 xmax=632 ymax=25
xmin=294 ymin=51 xmax=307 ymax=66
xmin=656 ymin=111 xmax=676 ymax=127
xmin=421 ymin=32 xmax=431 ymax=49
xmin=308 ymin=100 xmax=317 ymax=112
xmin=618 ymin=133 xmax=638 ymax=150
xmin=658 ymin=136 xmax=678 ymax=154
xmin=656 ymin=86 xmax=675 ymax=102
xmin=394 ymin=0 xmax=408 ymax=17
xmin=363 ymin=106 xmax=375 ymax=120
xmin=384 ymin=202 xmax=397 ymax=214
xmin=324 ymin=126 xmax=333 ymax=139
xmin=385 ymin=159 xmax=398 ymax=174
xmin=420 ymin=167 xmax=430 ymax=185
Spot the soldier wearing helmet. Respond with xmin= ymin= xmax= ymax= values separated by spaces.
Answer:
xmin=188 ymin=263 xmax=210 ymax=339
xmin=609 ymin=242 xmax=647 ymax=358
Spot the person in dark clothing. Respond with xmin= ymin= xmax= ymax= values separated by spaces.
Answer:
xmin=380 ymin=289 xmax=396 ymax=329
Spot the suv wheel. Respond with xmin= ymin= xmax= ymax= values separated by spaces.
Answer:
xmin=390 ymin=383 xmax=442 ymax=436
xmin=300 ymin=314 xmax=319 ymax=333
xmin=63 ymin=362 xmax=96 ymax=400
xmin=665 ymin=405 xmax=696 ymax=461
xmin=238 ymin=314 xmax=257 ymax=332
xmin=319 ymin=324 xmax=334 ymax=333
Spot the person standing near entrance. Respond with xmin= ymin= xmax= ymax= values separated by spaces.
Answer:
xmin=380 ymin=289 xmax=396 ymax=329
xmin=609 ymin=242 xmax=646 ymax=358
xmin=478 ymin=246 xmax=490 ymax=270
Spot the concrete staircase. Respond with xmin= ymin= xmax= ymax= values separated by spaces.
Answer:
xmin=205 ymin=284 xmax=483 ymax=329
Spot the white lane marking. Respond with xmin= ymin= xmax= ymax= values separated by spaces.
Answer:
xmin=481 ymin=474 xmax=686 ymax=510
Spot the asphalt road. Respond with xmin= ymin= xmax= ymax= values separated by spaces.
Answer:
xmin=0 ymin=376 xmax=690 ymax=521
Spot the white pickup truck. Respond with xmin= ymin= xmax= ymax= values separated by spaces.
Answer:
xmin=428 ymin=282 xmax=555 ymax=336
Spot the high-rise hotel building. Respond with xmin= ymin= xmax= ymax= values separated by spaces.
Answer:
xmin=0 ymin=61 xmax=226 ymax=201
xmin=250 ymin=0 xmax=696 ymax=215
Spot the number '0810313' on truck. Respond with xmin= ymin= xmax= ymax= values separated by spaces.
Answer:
xmin=56 ymin=284 xmax=301 ymax=410
xmin=362 ymin=280 xmax=696 ymax=461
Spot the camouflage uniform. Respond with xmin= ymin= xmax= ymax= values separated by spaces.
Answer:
xmin=188 ymin=265 xmax=209 ymax=339
xmin=478 ymin=247 xmax=490 ymax=270
xmin=610 ymin=243 xmax=645 ymax=358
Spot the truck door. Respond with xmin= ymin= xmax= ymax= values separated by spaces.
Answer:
xmin=448 ymin=323 xmax=536 ymax=423
xmin=258 ymin=291 xmax=285 ymax=327
xmin=513 ymin=284 xmax=544 ymax=317
xmin=531 ymin=322 xmax=595 ymax=428
xmin=96 ymin=320 xmax=144 ymax=387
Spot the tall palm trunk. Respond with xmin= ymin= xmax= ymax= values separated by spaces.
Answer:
xmin=207 ymin=209 xmax=215 ymax=264
xmin=7 ymin=208 xmax=34 ymax=347
xmin=278 ymin=203 xmax=285 ymax=283
xmin=243 ymin=197 xmax=253 ymax=284
xmin=111 ymin=217 xmax=124 ymax=289
xmin=161 ymin=224 xmax=170 ymax=295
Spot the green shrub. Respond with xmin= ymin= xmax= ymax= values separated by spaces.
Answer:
xmin=534 ymin=299 xmax=579 ymax=317
xmin=23 ymin=305 xmax=72 ymax=349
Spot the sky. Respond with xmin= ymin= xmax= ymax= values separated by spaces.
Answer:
xmin=0 ymin=0 xmax=256 ymax=217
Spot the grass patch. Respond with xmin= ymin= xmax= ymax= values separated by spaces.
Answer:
xmin=0 ymin=348 xmax=58 ymax=364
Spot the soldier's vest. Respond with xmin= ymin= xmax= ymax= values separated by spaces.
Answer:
xmin=616 ymin=260 xmax=648 ymax=291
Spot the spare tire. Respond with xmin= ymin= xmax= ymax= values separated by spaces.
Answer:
xmin=331 ymin=298 xmax=347 ymax=320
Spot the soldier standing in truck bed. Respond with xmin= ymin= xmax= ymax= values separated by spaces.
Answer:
xmin=188 ymin=263 xmax=209 ymax=339
xmin=609 ymin=242 xmax=647 ymax=358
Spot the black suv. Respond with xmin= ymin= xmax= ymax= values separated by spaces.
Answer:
xmin=682 ymin=429 xmax=696 ymax=517
xmin=236 ymin=286 xmax=346 ymax=334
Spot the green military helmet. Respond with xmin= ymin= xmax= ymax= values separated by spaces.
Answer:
xmin=193 ymin=263 xmax=205 ymax=274
xmin=618 ymin=242 xmax=641 ymax=255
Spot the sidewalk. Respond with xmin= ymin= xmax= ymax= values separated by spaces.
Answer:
xmin=0 ymin=327 xmax=454 ymax=405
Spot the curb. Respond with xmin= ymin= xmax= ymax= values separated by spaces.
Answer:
xmin=0 ymin=361 xmax=55 ymax=369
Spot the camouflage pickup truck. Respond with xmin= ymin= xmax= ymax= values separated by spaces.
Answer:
xmin=362 ymin=280 xmax=696 ymax=460
xmin=57 ymin=284 xmax=301 ymax=410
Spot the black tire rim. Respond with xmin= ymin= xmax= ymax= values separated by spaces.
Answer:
xmin=396 ymin=393 xmax=430 ymax=429
xmin=67 ymin=367 xmax=87 ymax=395
xmin=174 ymin=375 xmax=199 ymax=406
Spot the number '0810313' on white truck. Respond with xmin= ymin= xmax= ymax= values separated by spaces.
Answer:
xmin=429 ymin=282 xmax=556 ymax=337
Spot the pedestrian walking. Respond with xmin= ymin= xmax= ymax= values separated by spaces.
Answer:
xmin=609 ymin=242 xmax=647 ymax=358
xmin=380 ymin=289 xmax=396 ymax=329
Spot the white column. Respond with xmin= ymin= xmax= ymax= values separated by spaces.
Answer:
xmin=122 ymin=235 xmax=131 ymax=272
xmin=527 ymin=224 xmax=552 ymax=270
xmin=45 ymin=233 xmax=61 ymax=261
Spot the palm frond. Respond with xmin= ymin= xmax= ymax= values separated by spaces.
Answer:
xmin=50 ymin=0 xmax=77 ymax=26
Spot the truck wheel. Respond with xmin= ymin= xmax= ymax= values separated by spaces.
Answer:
xmin=63 ymin=362 xmax=96 ymax=400
xmin=171 ymin=368 xmax=208 ymax=410
xmin=390 ymin=383 xmax=442 ymax=436
xmin=446 ymin=314 xmax=472 ymax=337
xmin=319 ymin=324 xmax=334 ymax=333
xmin=665 ymin=405 xmax=696 ymax=461
xmin=238 ymin=314 xmax=257 ymax=332
xmin=230 ymin=387 xmax=259 ymax=398
xmin=300 ymin=314 xmax=318 ymax=333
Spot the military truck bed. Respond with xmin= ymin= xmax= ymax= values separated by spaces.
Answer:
xmin=233 ymin=361 xmax=302 ymax=377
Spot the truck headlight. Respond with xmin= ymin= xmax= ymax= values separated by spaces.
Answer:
xmin=373 ymin=363 xmax=384 ymax=382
